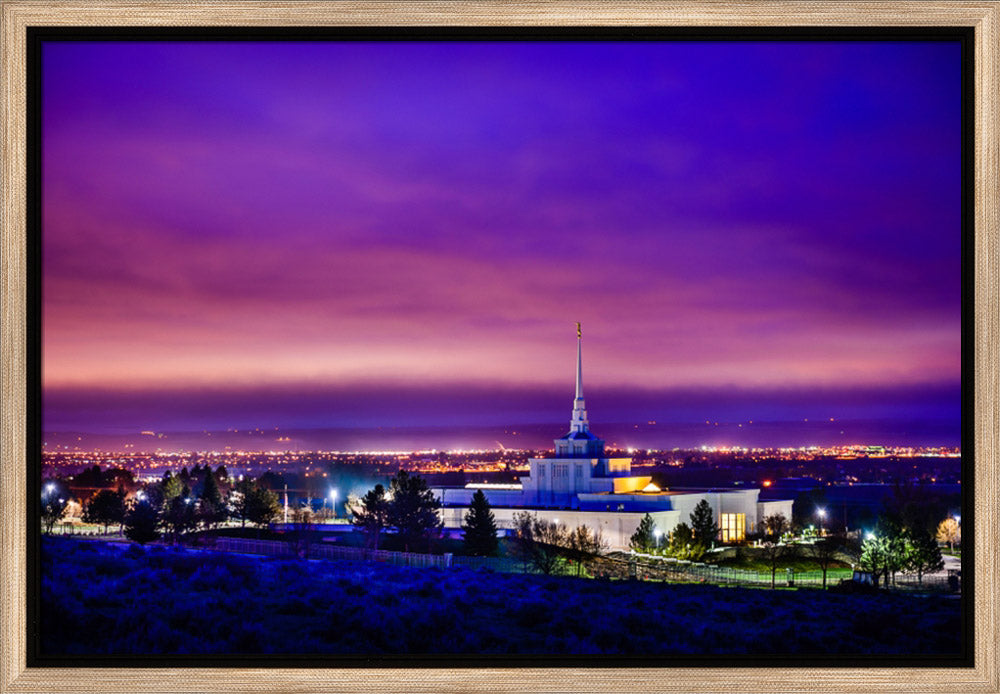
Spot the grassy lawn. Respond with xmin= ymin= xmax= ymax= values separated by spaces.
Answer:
xmin=711 ymin=555 xmax=854 ymax=577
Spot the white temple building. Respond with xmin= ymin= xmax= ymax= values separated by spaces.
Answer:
xmin=432 ymin=325 xmax=792 ymax=549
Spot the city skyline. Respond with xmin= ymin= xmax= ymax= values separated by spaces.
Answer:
xmin=42 ymin=40 xmax=962 ymax=440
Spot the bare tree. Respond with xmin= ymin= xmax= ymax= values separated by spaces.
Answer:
xmin=806 ymin=537 xmax=843 ymax=589
xmin=762 ymin=513 xmax=789 ymax=542
xmin=567 ymin=524 xmax=608 ymax=577
xmin=510 ymin=512 xmax=568 ymax=575
xmin=759 ymin=541 xmax=788 ymax=589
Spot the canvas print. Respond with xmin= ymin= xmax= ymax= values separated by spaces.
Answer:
xmin=37 ymin=38 xmax=965 ymax=659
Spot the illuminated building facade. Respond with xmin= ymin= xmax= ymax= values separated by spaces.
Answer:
xmin=433 ymin=326 xmax=793 ymax=549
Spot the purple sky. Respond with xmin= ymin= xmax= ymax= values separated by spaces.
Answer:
xmin=41 ymin=40 xmax=962 ymax=441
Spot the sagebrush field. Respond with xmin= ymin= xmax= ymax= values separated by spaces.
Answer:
xmin=40 ymin=537 xmax=960 ymax=655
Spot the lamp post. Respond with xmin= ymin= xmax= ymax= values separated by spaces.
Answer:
xmin=653 ymin=527 xmax=662 ymax=551
xmin=817 ymin=508 xmax=826 ymax=536
xmin=330 ymin=489 xmax=338 ymax=520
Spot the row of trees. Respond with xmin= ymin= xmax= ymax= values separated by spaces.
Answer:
xmin=858 ymin=517 xmax=945 ymax=587
xmin=350 ymin=475 xmax=604 ymax=574
xmin=509 ymin=512 xmax=607 ymax=576
xmin=48 ymin=468 xmax=284 ymax=543
xmin=628 ymin=499 xmax=719 ymax=561
xmin=351 ymin=470 xmax=443 ymax=553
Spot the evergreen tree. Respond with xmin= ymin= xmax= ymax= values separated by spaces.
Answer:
xmin=229 ymin=477 xmax=256 ymax=528
xmin=690 ymin=499 xmax=719 ymax=546
xmin=161 ymin=471 xmax=182 ymax=502
xmin=386 ymin=470 xmax=442 ymax=553
xmin=198 ymin=468 xmax=227 ymax=529
xmin=461 ymin=489 xmax=499 ymax=556
xmin=245 ymin=486 xmax=280 ymax=531
xmin=123 ymin=498 xmax=161 ymax=543
xmin=905 ymin=528 xmax=944 ymax=583
xmin=667 ymin=521 xmax=705 ymax=561
xmin=163 ymin=496 xmax=197 ymax=542
xmin=352 ymin=484 xmax=389 ymax=550
xmin=83 ymin=487 xmax=126 ymax=533
xmin=629 ymin=513 xmax=656 ymax=552
xmin=201 ymin=468 xmax=223 ymax=506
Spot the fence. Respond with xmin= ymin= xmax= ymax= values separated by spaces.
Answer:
xmin=215 ymin=537 xmax=453 ymax=569
xmin=619 ymin=552 xmax=959 ymax=592
xmin=451 ymin=555 xmax=527 ymax=573
xmin=209 ymin=538 xmax=958 ymax=593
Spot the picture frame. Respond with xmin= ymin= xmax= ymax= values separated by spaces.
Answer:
xmin=1 ymin=1 xmax=997 ymax=692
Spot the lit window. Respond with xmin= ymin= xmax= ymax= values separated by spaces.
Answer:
xmin=719 ymin=513 xmax=746 ymax=542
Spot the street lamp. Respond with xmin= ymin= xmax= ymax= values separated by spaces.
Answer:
xmin=865 ymin=531 xmax=875 ymax=541
xmin=653 ymin=527 xmax=662 ymax=550
xmin=44 ymin=483 xmax=55 ymax=496
xmin=330 ymin=489 xmax=338 ymax=519
xmin=816 ymin=508 xmax=827 ymax=536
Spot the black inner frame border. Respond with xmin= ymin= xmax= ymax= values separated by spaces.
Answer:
xmin=23 ymin=24 xmax=976 ymax=669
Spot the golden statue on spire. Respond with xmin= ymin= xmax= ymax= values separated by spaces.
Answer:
xmin=576 ymin=321 xmax=581 ymax=339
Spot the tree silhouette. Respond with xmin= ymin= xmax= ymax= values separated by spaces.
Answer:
xmin=41 ymin=482 xmax=70 ymax=534
xmin=510 ymin=512 xmax=566 ymax=575
xmin=567 ymin=524 xmax=607 ymax=577
xmin=229 ymin=477 xmax=256 ymax=528
xmin=198 ymin=468 xmax=227 ymax=529
xmin=905 ymin=528 xmax=944 ymax=584
xmin=123 ymin=498 xmax=161 ymax=544
xmin=760 ymin=541 xmax=788 ymax=589
xmin=163 ymin=496 xmax=198 ymax=543
xmin=690 ymin=499 xmax=719 ymax=547
xmin=386 ymin=470 xmax=442 ymax=553
xmin=161 ymin=472 xmax=182 ymax=503
xmin=82 ymin=487 xmax=126 ymax=534
xmin=762 ymin=513 xmax=789 ymax=542
xmin=461 ymin=489 xmax=499 ymax=556
xmin=352 ymin=484 xmax=389 ymax=550
xmin=245 ymin=486 xmax=280 ymax=534
xmin=806 ymin=536 xmax=843 ymax=589
xmin=629 ymin=513 xmax=656 ymax=552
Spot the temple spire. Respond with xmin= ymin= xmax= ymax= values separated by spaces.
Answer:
xmin=575 ymin=322 xmax=583 ymax=400
xmin=570 ymin=322 xmax=589 ymax=433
